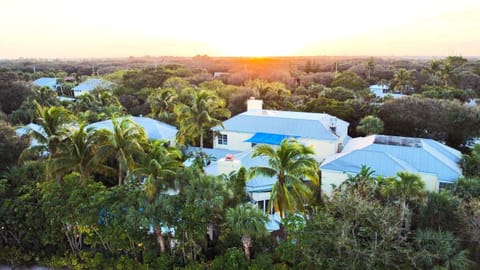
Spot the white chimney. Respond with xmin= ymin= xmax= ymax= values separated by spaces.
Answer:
xmin=217 ymin=154 xmax=241 ymax=175
xmin=247 ymin=97 xmax=263 ymax=111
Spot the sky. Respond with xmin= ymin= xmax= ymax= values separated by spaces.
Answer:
xmin=0 ymin=0 xmax=479 ymax=58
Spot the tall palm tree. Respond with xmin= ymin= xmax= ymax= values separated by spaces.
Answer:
xmin=95 ymin=118 xmax=147 ymax=185
xmin=250 ymin=139 xmax=319 ymax=218
xmin=365 ymin=57 xmax=375 ymax=80
xmin=384 ymin=171 xmax=425 ymax=234
xmin=226 ymin=204 xmax=268 ymax=262
xmin=425 ymin=60 xmax=442 ymax=86
xmin=174 ymin=89 xmax=230 ymax=149
xmin=130 ymin=140 xmax=182 ymax=253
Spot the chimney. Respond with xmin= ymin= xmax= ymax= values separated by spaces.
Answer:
xmin=329 ymin=117 xmax=337 ymax=134
xmin=247 ymin=97 xmax=263 ymax=111
xmin=217 ymin=154 xmax=241 ymax=175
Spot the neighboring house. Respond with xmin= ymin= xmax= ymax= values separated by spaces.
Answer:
xmin=320 ymin=134 xmax=462 ymax=194
xmin=86 ymin=116 xmax=178 ymax=145
xmin=16 ymin=122 xmax=46 ymax=148
xmin=369 ymin=84 xmax=405 ymax=99
xmin=72 ymin=78 xmax=113 ymax=97
xmin=33 ymin=77 xmax=58 ymax=90
xmin=211 ymin=98 xmax=350 ymax=162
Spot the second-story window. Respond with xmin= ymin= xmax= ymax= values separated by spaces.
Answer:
xmin=218 ymin=134 xmax=228 ymax=145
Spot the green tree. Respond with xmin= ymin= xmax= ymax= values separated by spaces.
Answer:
xmin=129 ymin=140 xmax=182 ymax=253
xmin=331 ymin=71 xmax=368 ymax=91
xmin=96 ymin=118 xmax=147 ymax=185
xmin=365 ymin=57 xmax=375 ymax=80
xmin=50 ymin=124 xmax=112 ymax=181
xmin=250 ymin=139 xmax=319 ymax=217
xmin=226 ymin=204 xmax=268 ymax=262
xmin=174 ymin=89 xmax=230 ymax=149
xmin=384 ymin=172 xmax=425 ymax=234
xmin=0 ymin=120 xmax=29 ymax=171
xmin=356 ymin=115 xmax=384 ymax=135
xmin=413 ymin=229 xmax=472 ymax=270
xmin=391 ymin=68 xmax=414 ymax=94
xmin=460 ymin=144 xmax=480 ymax=178
xmin=337 ymin=165 xmax=378 ymax=199
xmin=20 ymin=102 xmax=75 ymax=180
xmin=148 ymin=88 xmax=178 ymax=125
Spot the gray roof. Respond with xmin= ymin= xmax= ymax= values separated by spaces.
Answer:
xmin=86 ymin=116 xmax=177 ymax=141
xmin=33 ymin=77 xmax=57 ymax=89
xmin=72 ymin=78 xmax=113 ymax=92
xmin=321 ymin=135 xmax=462 ymax=183
xmin=213 ymin=110 xmax=349 ymax=141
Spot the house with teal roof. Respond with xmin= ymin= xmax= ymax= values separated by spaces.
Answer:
xmin=320 ymin=134 xmax=462 ymax=193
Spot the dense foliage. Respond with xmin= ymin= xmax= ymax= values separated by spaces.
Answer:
xmin=0 ymin=56 xmax=480 ymax=268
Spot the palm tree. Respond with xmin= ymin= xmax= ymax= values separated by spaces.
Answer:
xmin=96 ymin=118 xmax=147 ymax=185
xmin=21 ymin=101 xmax=75 ymax=180
xmin=365 ymin=57 xmax=375 ymax=80
xmin=174 ymin=89 xmax=230 ymax=149
xmin=440 ymin=62 xmax=455 ymax=87
xmin=131 ymin=140 xmax=183 ymax=199
xmin=338 ymin=165 xmax=377 ymax=198
xmin=148 ymin=88 xmax=178 ymax=125
xmin=50 ymin=124 xmax=113 ymax=181
xmin=425 ymin=60 xmax=442 ymax=86
xmin=226 ymin=204 xmax=268 ymax=262
xmin=132 ymin=140 xmax=182 ymax=253
xmin=391 ymin=68 xmax=414 ymax=94
xmin=384 ymin=171 xmax=425 ymax=234
xmin=250 ymin=139 xmax=319 ymax=218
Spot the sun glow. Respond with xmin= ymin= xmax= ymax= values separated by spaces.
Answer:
xmin=1 ymin=0 xmax=479 ymax=58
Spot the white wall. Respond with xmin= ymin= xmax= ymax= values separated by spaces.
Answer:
xmin=299 ymin=138 xmax=337 ymax=162
xmin=418 ymin=173 xmax=439 ymax=192
xmin=321 ymin=169 xmax=350 ymax=195
xmin=213 ymin=131 xmax=254 ymax=151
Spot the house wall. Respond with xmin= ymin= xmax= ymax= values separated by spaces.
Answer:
xmin=321 ymin=169 xmax=350 ymax=195
xmin=299 ymin=138 xmax=337 ymax=162
xmin=418 ymin=173 xmax=439 ymax=192
xmin=213 ymin=131 xmax=254 ymax=151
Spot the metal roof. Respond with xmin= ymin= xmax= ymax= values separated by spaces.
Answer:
xmin=212 ymin=110 xmax=349 ymax=141
xmin=33 ymin=77 xmax=57 ymax=89
xmin=86 ymin=116 xmax=177 ymax=141
xmin=72 ymin=78 xmax=113 ymax=92
xmin=321 ymin=135 xmax=462 ymax=183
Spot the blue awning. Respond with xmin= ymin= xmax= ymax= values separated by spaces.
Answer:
xmin=245 ymin=132 xmax=297 ymax=145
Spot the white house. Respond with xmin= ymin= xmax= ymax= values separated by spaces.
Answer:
xmin=320 ymin=134 xmax=463 ymax=194
xmin=369 ymin=84 xmax=405 ymax=99
xmin=72 ymin=78 xmax=113 ymax=97
xmin=211 ymin=98 xmax=350 ymax=162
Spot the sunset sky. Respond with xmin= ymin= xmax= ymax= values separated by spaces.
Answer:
xmin=1 ymin=0 xmax=479 ymax=58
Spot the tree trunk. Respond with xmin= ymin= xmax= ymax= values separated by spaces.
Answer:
xmin=200 ymin=132 xmax=204 ymax=150
xmin=242 ymin=235 xmax=252 ymax=263
xmin=118 ymin=163 xmax=124 ymax=185
xmin=154 ymin=224 xmax=167 ymax=253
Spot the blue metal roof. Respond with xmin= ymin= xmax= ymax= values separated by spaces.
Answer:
xmin=245 ymin=132 xmax=298 ymax=145
xmin=86 ymin=116 xmax=177 ymax=141
xmin=212 ymin=110 xmax=349 ymax=141
xmin=33 ymin=77 xmax=57 ymax=89
xmin=321 ymin=135 xmax=462 ymax=183
xmin=72 ymin=78 xmax=113 ymax=92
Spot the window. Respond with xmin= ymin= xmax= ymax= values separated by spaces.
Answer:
xmin=217 ymin=134 xmax=228 ymax=145
xmin=257 ymin=200 xmax=274 ymax=214
xmin=439 ymin=182 xmax=452 ymax=190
